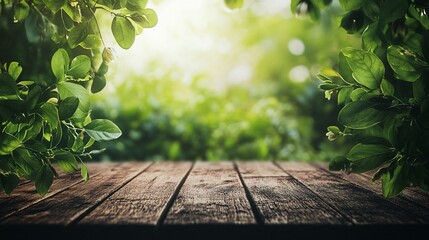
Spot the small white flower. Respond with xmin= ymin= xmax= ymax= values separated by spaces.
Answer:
xmin=102 ymin=47 xmax=116 ymax=63
xmin=326 ymin=131 xmax=336 ymax=141
xmin=296 ymin=1 xmax=309 ymax=16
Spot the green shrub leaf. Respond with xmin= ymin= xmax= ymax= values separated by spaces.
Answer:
xmin=382 ymin=160 xmax=409 ymax=198
xmin=126 ymin=0 xmax=149 ymax=12
xmin=68 ymin=23 xmax=89 ymax=49
xmin=130 ymin=9 xmax=158 ymax=29
xmin=14 ymin=0 xmax=30 ymax=21
xmin=51 ymin=49 xmax=70 ymax=82
xmin=35 ymin=164 xmax=54 ymax=196
xmin=42 ymin=0 xmax=66 ymax=13
xmin=53 ymin=150 xmax=78 ymax=173
xmin=339 ymin=0 xmax=363 ymax=11
xmin=57 ymin=82 xmax=90 ymax=122
xmin=0 ymin=73 xmax=19 ymax=100
xmin=338 ymin=100 xmax=388 ymax=129
xmin=347 ymin=144 xmax=396 ymax=173
xmin=341 ymin=48 xmax=384 ymax=89
xmin=329 ymin=156 xmax=350 ymax=171
xmin=224 ymin=0 xmax=244 ymax=9
xmin=81 ymin=162 xmax=89 ymax=182
xmin=0 ymin=172 xmax=20 ymax=195
xmin=59 ymin=97 xmax=79 ymax=120
xmin=0 ymin=133 xmax=21 ymax=155
xmin=40 ymin=102 xmax=60 ymax=130
xmin=85 ymin=119 xmax=122 ymax=141
xmin=68 ymin=55 xmax=91 ymax=78
xmin=387 ymin=45 xmax=427 ymax=82
xmin=112 ymin=17 xmax=135 ymax=49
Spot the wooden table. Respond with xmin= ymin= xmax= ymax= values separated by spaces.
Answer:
xmin=1 ymin=162 xmax=428 ymax=240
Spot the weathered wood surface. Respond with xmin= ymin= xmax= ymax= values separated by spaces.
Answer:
xmin=164 ymin=162 xmax=255 ymax=224
xmin=1 ymin=161 xmax=429 ymax=240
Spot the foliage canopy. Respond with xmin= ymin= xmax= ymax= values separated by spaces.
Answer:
xmin=0 ymin=0 xmax=157 ymax=195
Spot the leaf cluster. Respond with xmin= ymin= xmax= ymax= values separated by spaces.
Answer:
xmin=291 ymin=0 xmax=429 ymax=197
xmin=0 ymin=0 xmax=157 ymax=195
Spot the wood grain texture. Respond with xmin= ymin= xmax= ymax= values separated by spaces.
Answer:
xmin=277 ymin=162 xmax=421 ymax=224
xmin=236 ymin=162 xmax=348 ymax=224
xmin=79 ymin=162 xmax=192 ymax=225
xmin=0 ymin=163 xmax=115 ymax=220
xmin=313 ymin=163 xmax=429 ymax=223
xmin=164 ymin=162 xmax=256 ymax=224
xmin=1 ymin=162 xmax=151 ymax=225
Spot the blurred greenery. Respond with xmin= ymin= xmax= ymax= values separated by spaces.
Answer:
xmin=90 ymin=0 xmax=360 ymax=161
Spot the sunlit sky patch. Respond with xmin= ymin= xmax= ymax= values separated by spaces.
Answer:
xmin=100 ymin=0 xmax=294 ymax=93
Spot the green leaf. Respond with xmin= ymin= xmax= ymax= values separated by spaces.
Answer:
xmin=62 ymin=2 xmax=82 ymax=22
xmin=338 ymin=100 xmax=388 ymax=129
xmin=68 ymin=55 xmax=91 ymax=78
xmin=68 ymin=23 xmax=89 ymax=49
xmin=126 ymin=0 xmax=149 ymax=11
xmin=21 ymin=116 xmax=43 ymax=142
xmin=71 ymin=136 xmax=84 ymax=153
xmin=409 ymin=5 xmax=429 ymax=30
xmin=352 ymin=125 xmax=388 ymax=145
xmin=25 ymin=85 xmax=42 ymax=111
xmin=40 ymin=102 xmax=59 ymax=130
xmin=362 ymin=22 xmax=382 ymax=53
xmin=79 ymin=34 xmax=102 ymax=49
xmin=0 ymin=172 xmax=20 ymax=195
xmin=338 ymin=87 xmax=353 ymax=105
xmin=339 ymin=0 xmax=363 ymax=11
xmin=91 ymin=74 xmax=107 ymax=93
xmin=341 ymin=48 xmax=384 ymax=89
xmin=81 ymin=162 xmax=89 ymax=182
xmin=382 ymin=160 xmax=409 ymax=198
xmin=59 ymin=97 xmax=80 ymax=120
xmin=362 ymin=0 xmax=379 ymax=21
xmin=7 ymin=62 xmax=23 ymax=80
xmin=35 ymin=164 xmax=54 ymax=196
xmin=14 ymin=0 xmax=30 ymax=21
xmin=379 ymin=0 xmax=409 ymax=24
xmin=387 ymin=45 xmax=427 ymax=82
xmin=338 ymin=51 xmax=356 ymax=84
xmin=327 ymin=126 xmax=341 ymax=134
xmin=130 ymin=9 xmax=158 ymax=28
xmin=413 ymin=77 xmax=427 ymax=103
xmin=51 ymin=49 xmax=70 ymax=82
xmin=112 ymin=17 xmax=136 ymax=49
xmin=318 ymin=68 xmax=344 ymax=84
xmin=0 ymin=73 xmax=19 ymax=100
xmin=85 ymin=119 xmax=122 ymax=141
xmin=42 ymin=0 xmax=66 ymax=13
xmin=329 ymin=156 xmax=350 ymax=171
xmin=0 ymin=133 xmax=21 ymax=155
xmin=53 ymin=150 xmax=78 ymax=173
xmin=349 ymin=88 xmax=366 ymax=101
xmin=57 ymin=82 xmax=90 ymax=122
xmin=14 ymin=148 xmax=42 ymax=180
xmin=347 ymin=144 xmax=396 ymax=173
xmin=380 ymin=79 xmax=394 ymax=96
xmin=224 ymin=0 xmax=244 ymax=9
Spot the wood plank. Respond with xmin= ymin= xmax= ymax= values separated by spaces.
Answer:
xmin=277 ymin=162 xmax=421 ymax=224
xmin=0 ymin=163 xmax=115 ymax=220
xmin=313 ymin=163 xmax=429 ymax=223
xmin=1 ymin=162 xmax=151 ymax=225
xmin=164 ymin=162 xmax=256 ymax=224
xmin=236 ymin=162 xmax=349 ymax=224
xmin=79 ymin=162 xmax=192 ymax=225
